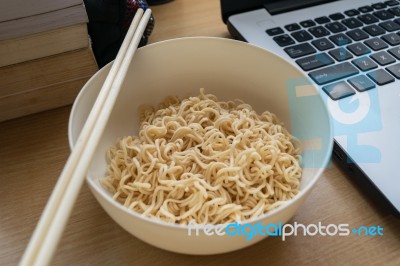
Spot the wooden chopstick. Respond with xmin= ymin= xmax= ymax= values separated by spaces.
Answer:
xmin=20 ymin=8 xmax=152 ymax=266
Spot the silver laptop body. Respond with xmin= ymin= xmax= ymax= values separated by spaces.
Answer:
xmin=225 ymin=0 xmax=400 ymax=215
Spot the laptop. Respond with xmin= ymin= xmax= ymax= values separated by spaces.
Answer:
xmin=221 ymin=0 xmax=400 ymax=216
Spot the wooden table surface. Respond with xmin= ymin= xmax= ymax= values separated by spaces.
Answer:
xmin=1 ymin=1 xmax=399 ymax=265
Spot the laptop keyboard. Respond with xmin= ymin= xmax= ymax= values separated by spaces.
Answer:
xmin=266 ymin=0 xmax=400 ymax=100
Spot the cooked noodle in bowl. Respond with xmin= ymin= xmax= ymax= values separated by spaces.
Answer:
xmin=102 ymin=89 xmax=302 ymax=225
xmin=68 ymin=37 xmax=333 ymax=255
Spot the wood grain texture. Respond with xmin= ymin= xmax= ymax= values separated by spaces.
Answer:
xmin=0 ymin=1 xmax=399 ymax=265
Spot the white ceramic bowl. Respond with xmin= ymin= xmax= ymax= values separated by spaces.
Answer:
xmin=68 ymin=37 xmax=333 ymax=254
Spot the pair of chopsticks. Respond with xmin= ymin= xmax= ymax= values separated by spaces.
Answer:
xmin=20 ymin=8 xmax=152 ymax=266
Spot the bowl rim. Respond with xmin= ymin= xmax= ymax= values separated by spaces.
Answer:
xmin=69 ymin=36 xmax=334 ymax=230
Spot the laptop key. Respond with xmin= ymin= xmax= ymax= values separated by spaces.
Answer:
xmin=359 ymin=6 xmax=373 ymax=13
xmin=329 ymin=13 xmax=345 ymax=21
xmin=364 ymin=37 xmax=388 ymax=50
xmin=363 ymin=25 xmax=386 ymax=36
xmin=379 ymin=20 xmax=400 ymax=31
xmin=347 ymin=43 xmax=371 ymax=56
xmin=367 ymin=69 xmax=395 ymax=85
xmin=266 ymin=27 xmax=284 ymax=36
xmin=381 ymin=33 xmax=400 ymax=45
xmin=273 ymin=34 xmax=295 ymax=47
xmin=371 ymin=2 xmax=387 ymax=10
xmin=326 ymin=22 xmax=347 ymax=33
xmin=358 ymin=14 xmax=379 ymax=24
xmin=295 ymin=53 xmax=335 ymax=71
xmin=309 ymin=62 xmax=359 ymax=85
xmin=309 ymin=26 xmax=330 ymax=37
xmin=344 ymin=9 xmax=360 ymax=17
xmin=329 ymin=48 xmax=353 ymax=61
xmin=291 ymin=30 xmax=313 ymax=42
xmin=386 ymin=62 xmax=400 ymax=78
xmin=370 ymin=51 xmax=396 ymax=65
xmin=373 ymin=10 xmax=394 ymax=20
xmin=322 ymin=81 xmax=356 ymax=100
xmin=329 ymin=33 xmax=352 ymax=46
xmin=394 ymin=18 xmax=400 ymax=25
xmin=346 ymin=28 xmax=369 ymax=41
xmin=352 ymin=56 xmax=379 ymax=71
xmin=315 ymin=16 xmax=331 ymax=24
xmin=388 ymin=46 xmax=400 ymax=59
xmin=300 ymin=20 xmax=316 ymax=28
xmin=348 ymin=75 xmax=376 ymax=91
xmin=285 ymin=23 xmax=301 ymax=31
xmin=284 ymin=43 xmax=316 ymax=58
xmin=312 ymin=38 xmax=335 ymax=51
xmin=342 ymin=18 xmax=363 ymax=29
xmin=385 ymin=1 xmax=399 ymax=7
xmin=388 ymin=7 xmax=400 ymax=16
